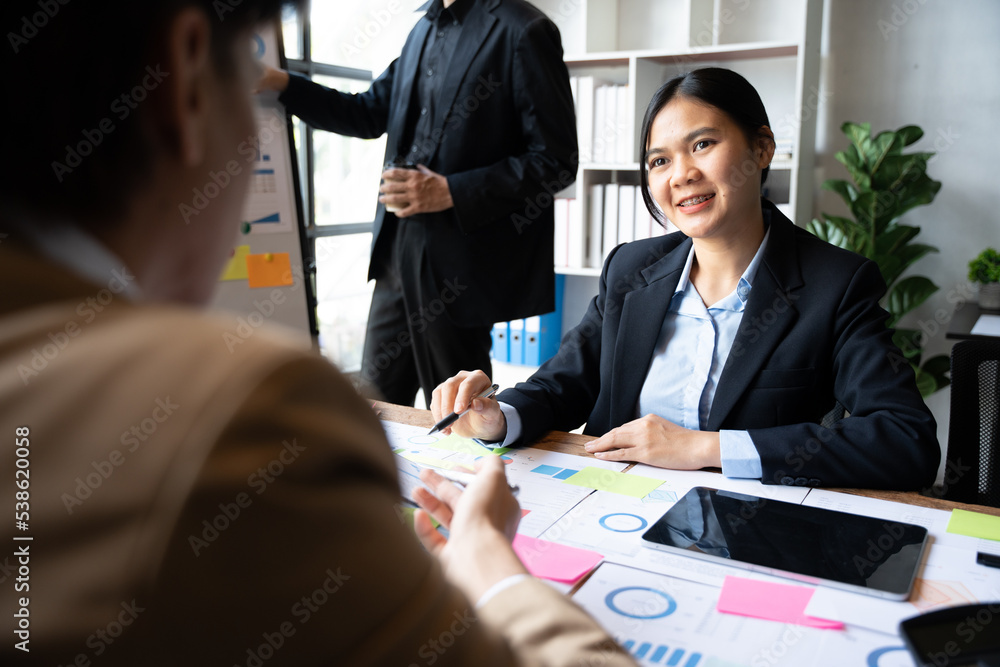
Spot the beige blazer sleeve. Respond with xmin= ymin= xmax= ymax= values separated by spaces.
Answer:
xmin=133 ymin=354 xmax=635 ymax=667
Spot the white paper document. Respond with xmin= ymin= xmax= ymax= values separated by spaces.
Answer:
xmin=381 ymin=420 xmax=628 ymax=537
xmin=573 ymin=562 xmax=915 ymax=667
xmin=806 ymin=541 xmax=1000 ymax=635
xmin=971 ymin=313 xmax=1000 ymax=336
xmin=802 ymin=489 xmax=1000 ymax=552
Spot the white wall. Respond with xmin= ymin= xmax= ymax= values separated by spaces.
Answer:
xmin=816 ymin=0 xmax=1000 ymax=473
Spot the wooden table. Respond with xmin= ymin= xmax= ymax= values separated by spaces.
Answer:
xmin=376 ymin=401 xmax=1000 ymax=518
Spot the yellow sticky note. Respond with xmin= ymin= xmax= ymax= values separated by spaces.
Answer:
xmin=947 ymin=509 xmax=1000 ymax=541
xmin=246 ymin=252 xmax=294 ymax=288
xmin=562 ymin=467 xmax=663 ymax=499
xmin=219 ymin=245 xmax=251 ymax=281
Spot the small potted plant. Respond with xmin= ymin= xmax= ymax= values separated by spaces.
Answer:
xmin=969 ymin=248 xmax=1000 ymax=310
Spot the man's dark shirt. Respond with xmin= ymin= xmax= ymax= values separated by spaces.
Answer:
xmin=399 ymin=0 xmax=473 ymax=163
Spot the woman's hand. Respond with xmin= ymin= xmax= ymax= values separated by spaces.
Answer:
xmin=413 ymin=456 xmax=526 ymax=603
xmin=584 ymin=414 xmax=722 ymax=470
xmin=430 ymin=370 xmax=507 ymax=442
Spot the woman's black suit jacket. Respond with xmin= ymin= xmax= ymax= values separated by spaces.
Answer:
xmin=498 ymin=201 xmax=940 ymax=490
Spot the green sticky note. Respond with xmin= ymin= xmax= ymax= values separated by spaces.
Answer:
xmin=396 ymin=505 xmax=439 ymax=531
xmin=947 ymin=509 xmax=1000 ymax=541
xmin=490 ymin=447 xmax=512 ymax=455
xmin=428 ymin=433 xmax=493 ymax=456
xmin=562 ymin=467 xmax=663 ymax=499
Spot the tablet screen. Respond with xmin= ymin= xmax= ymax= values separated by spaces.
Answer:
xmin=641 ymin=487 xmax=928 ymax=600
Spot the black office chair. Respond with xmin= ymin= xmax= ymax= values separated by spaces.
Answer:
xmin=942 ymin=339 xmax=1000 ymax=508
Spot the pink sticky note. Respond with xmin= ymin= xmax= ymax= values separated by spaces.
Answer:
xmin=717 ymin=576 xmax=844 ymax=630
xmin=512 ymin=534 xmax=602 ymax=584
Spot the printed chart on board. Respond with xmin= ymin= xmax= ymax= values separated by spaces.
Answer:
xmin=238 ymin=105 xmax=295 ymax=235
xmin=538 ymin=463 xmax=812 ymax=586
xmin=242 ymin=28 xmax=294 ymax=235
xmin=381 ymin=420 xmax=629 ymax=538
xmin=572 ymin=563 xmax=916 ymax=667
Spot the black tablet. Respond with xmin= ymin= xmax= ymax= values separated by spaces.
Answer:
xmin=641 ymin=487 xmax=929 ymax=600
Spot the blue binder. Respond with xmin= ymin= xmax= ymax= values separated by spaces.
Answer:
xmin=508 ymin=319 xmax=525 ymax=365
xmin=524 ymin=316 xmax=542 ymax=365
xmin=535 ymin=274 xmax=565 ymax=364
xmin=491 ymin=322 xmax=509 ymax=362
xmin=519 ymin=275 xmax=566 ymax=366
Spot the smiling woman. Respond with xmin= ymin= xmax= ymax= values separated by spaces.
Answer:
xmin=431 ymin=67 xmax=940 ymax=492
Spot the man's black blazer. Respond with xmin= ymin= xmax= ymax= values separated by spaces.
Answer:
xmin=499 ymin=201 xmax=940 ymax=490
xmin=279 ymin=0 xmax=578 ymax=326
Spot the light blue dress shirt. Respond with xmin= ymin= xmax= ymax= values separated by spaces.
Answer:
xmin=636 ymin=228 xmax=771 ymax=478
xmin=497 ymin=228 xmax=770 ymax=479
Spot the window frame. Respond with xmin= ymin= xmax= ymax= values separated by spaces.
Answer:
xmin=282 ymin=6 xmax=378 ymax=243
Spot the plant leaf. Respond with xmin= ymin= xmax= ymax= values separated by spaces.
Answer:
xmin=884 ymin=276 xmax=939 ymax=326
xmin=881 ymin=244 xmax=939 ymax=289
xmin=894 ymin=125 xmax=924 ymax=148
xmin=912 ymin=365 xmax=938 ymax=397
xmin=868 ymin=131 xmax=897 ymax=175
xmin=821 ymin=179 xmax=859 ymax=206
xmin=835 ymin=149 xmax=870 ymax=190
xmin=921 ymin=354 xmax=951 ymax=391
xmin=842 ymin=121 xmax=871 ymax=147
xmin=874 ymin=225 xmax=921 ymax=257
xmin=821 ymin=214 xmax=869 ymax=254
xmin=892 ymin=328 xmax=922 ymax=362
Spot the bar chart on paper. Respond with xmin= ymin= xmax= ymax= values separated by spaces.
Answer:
xmin=573 ymin=563 xmax=918 ymax=667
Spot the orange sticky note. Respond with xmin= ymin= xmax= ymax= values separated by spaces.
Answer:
xmin=246 ymin=252 xmax=293 ymax=288
xmin=717 ymin=576 xmax=844 ymax=630
xmin=219 ymin=245 xmax=251 ymax=281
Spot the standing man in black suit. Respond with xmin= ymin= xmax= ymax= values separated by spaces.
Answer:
xmin=259 ymin=0 xmax=578 ymax=406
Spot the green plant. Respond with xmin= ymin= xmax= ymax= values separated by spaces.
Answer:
xmin=808 ymin=122 xmax=948 ymax=397
xmin=968 ymin=248 xmax=1000 ymax=284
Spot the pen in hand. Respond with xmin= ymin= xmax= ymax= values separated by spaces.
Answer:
xmin=432 ymin=468 xmax=520 ymax=497
xmin=428 ymin=383 xmax=499 ymax=435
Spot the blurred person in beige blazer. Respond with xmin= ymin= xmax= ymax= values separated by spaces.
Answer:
xmin=0 ymin=1 xmax=634 ymax=665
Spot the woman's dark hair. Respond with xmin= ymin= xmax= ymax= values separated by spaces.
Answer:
xmin=2 ymin=0 xmax=294 ymax=227
xmin=638 ymin=67 xmax=773 ymax=227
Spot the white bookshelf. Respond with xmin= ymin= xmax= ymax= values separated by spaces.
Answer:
xmin=538 ymin=0 xmax=823 ymax=288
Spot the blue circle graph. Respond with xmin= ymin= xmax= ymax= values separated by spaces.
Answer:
xmin=599 ymin=513 xmax=649 ymax=533
xmin=866 ymin=646 xmax=908 ymax=667
xmin=252 ymin=34 xmax=266 ymax=59
xmin=605 ymin=587 xmax=677 ymax=619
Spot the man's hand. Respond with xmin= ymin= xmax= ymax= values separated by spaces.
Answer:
xmin=379 ymin=165 xmax=454 ymax=217
xmin=430 ymin=370 xmax=507 ymax=442
xmin=254 ymin=65 xmax=289 ymax=94
xmin=584 ymin=414 xmax=722 ymax=470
